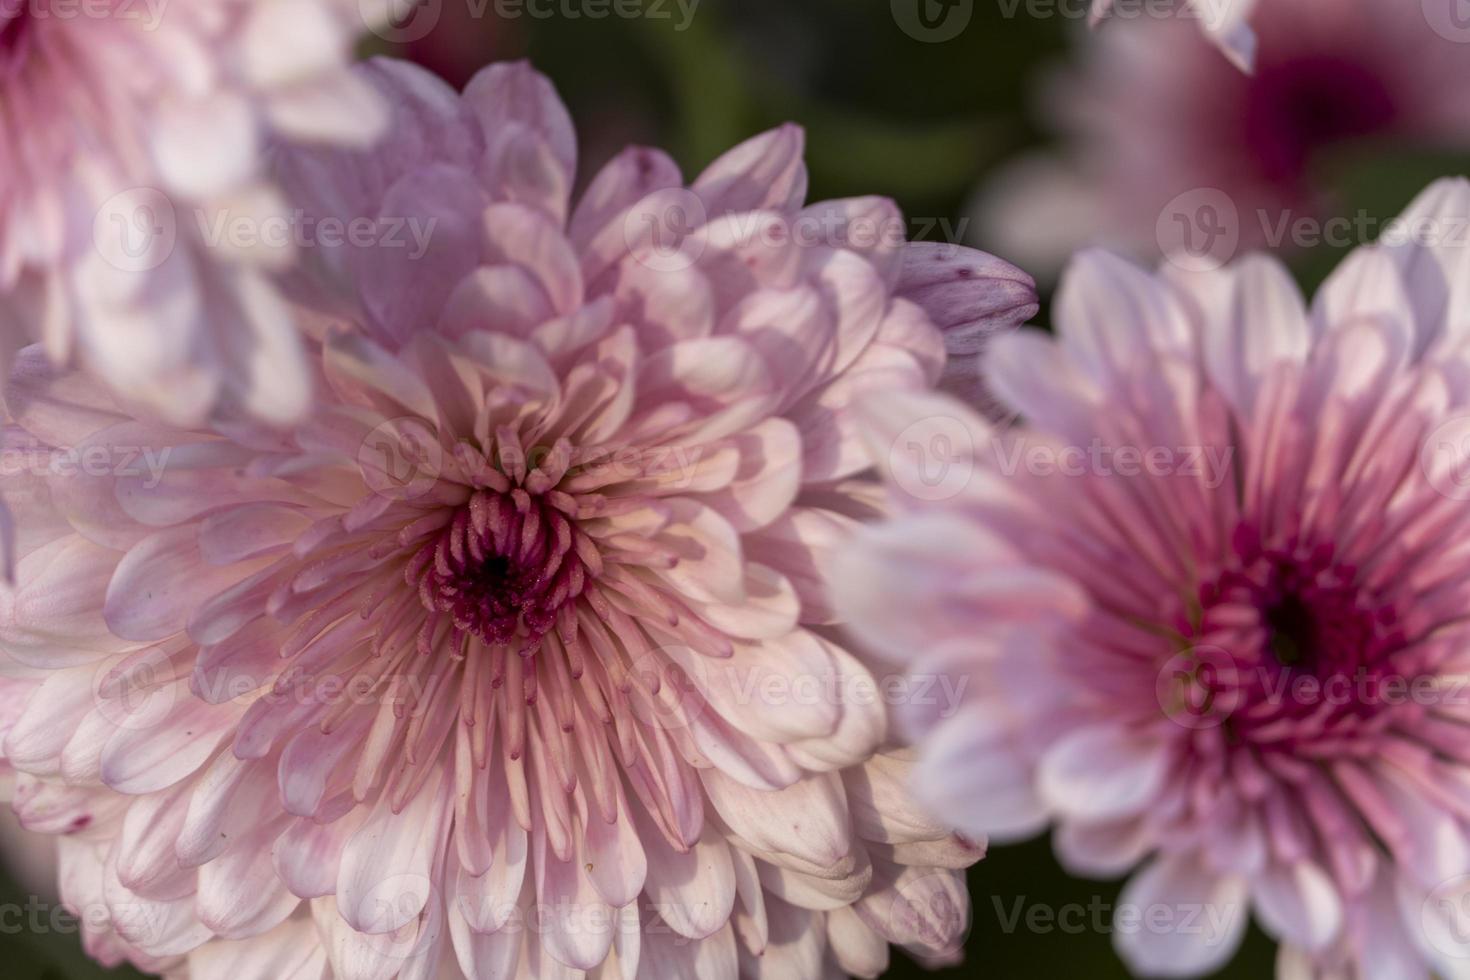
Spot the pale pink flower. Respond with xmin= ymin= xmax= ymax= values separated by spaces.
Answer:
xmin=0 ymin=0 xmax=387 ymax=425
xmin=1092 ymin=0 xmax=1258 ymax=71
xmin=840 ymin=178 xmax=1470 ymax=977
xmin=976 ymin=0 xmax=1470 ymax=281
xmin=0 ymin=59 xmax=1033 ymax=979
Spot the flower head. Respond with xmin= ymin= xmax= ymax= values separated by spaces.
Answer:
xmin=979 ymin=0 xmax=1470 ymax=280
xmin=0 ymin=0 xmax=387 ymax=425
xmin=0 ymin=59 xmax=1034 ymax=979
xmin=840 ymin=178 xmax=1470 ymax=977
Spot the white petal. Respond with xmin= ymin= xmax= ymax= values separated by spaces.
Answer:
xmin=1113 ymin=854 xmax=1249 ymax=978
xmin=1038 ymin=724 xmax=1172 ymax=822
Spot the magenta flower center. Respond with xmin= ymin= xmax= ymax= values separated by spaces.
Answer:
xmin=1244 ymin=53 xmax=1398 ymax=184
xmin=1188 ymin=525 xmax=1410 ymax=745
xmin=408 ymin=488 xmax=595 ymax=652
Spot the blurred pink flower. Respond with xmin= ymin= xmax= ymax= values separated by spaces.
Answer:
xmin=0 ymin=0 xmax=387 ymax=425
xmin=0 ymin=59 xmax=1034 ymax=979
xmin=0 ymin=763 xmax=57 ymax=899
xmin=840 ymin=178 xmax=1470 ymax=977
xmin=1093 ymin=0 xmax=1258 ymax=70
xmin=977 ymin=0 xmax=1470 ymax=280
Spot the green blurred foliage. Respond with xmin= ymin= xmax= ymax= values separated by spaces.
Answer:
xmin=9 ymin=1 xmax=1470 ymax=976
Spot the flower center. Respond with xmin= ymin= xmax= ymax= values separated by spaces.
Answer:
xmin=1256 ymin=564 xmax=1385 ymax=678
xmin=1180 ymin=526 xmax=1413 ymax=746
xmin=407 ymin=487 xmax=594 ymax=653
xmin=1244 ymin=53 xmax=1397 ymax=183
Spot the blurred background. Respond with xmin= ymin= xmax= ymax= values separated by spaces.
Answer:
xmin=7 ymin=0 xmax=1470 ymax=975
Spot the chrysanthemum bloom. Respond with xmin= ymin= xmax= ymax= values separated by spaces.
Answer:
xmin=1092 ymin=0 xmax=1258 ymax=71
xmin=0 ymin=59 xmax=1028 ymax=978
xmin=975 ymin=0 xmax=1470 ymax=281
xmin=839 ymin=178 xmax=1470 ymax=977
xmin=0 ymin=0 xmax=387 ymax=425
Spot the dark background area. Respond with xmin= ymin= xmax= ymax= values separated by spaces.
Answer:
xmin=4 ymin=0 xmax=1463 ymax=975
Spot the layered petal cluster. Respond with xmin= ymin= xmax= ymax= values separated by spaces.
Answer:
xmin=979 ymin=0 xmax=1470 ymax=280
xmin=0 ymin=60 xmax=1028 ymax=979
xmin=1093 ymin=0 xmax=1258 ymax=70
xmin=840 ymin=179 xmax=1470 ymax=977
xmin=0 ymin=0 xmax=387 ymax=424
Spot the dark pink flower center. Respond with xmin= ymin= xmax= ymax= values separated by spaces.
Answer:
xmin=407 ymin=488 xmax=594 ymax=652
xmin=1187 ymin=524 xmax=1412 ymax=744
xmin=1243 ymin=53 xmax=1398 ymax=184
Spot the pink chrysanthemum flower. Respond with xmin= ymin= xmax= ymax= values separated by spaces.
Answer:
xmin=0 ymin=59 xmax=1032 ymax=979
xmin=1092 ymin=0 xmax=1258 ymax=71
xmin=0 ymin=0 xmax=387 ymax=425
xmin=840 ymin=178 xmax=1470 ymax=977
xmin=977 ymin=0 xmax=1470 ymax=281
